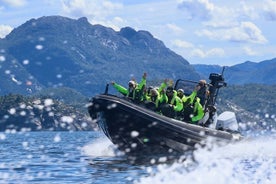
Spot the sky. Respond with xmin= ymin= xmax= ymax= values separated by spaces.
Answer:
xmin=0 ymin=0 xmax=275 ymax=66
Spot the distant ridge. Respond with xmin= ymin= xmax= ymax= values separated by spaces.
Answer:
xmin=193 ymin=58 xmax=276 ymax=85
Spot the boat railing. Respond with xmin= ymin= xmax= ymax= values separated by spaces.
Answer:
xmin=174 ymin=79 xmax=199 ymax=96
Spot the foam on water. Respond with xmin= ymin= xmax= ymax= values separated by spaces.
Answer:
xmin=136 ymin=135 xmax=276 ymax=184
xmin=81 ymin=136 xmax=122 ymax=157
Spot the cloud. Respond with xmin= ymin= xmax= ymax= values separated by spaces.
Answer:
xmin=177 ymin=0 xmax=214 ymax=20
xmin=236 ymin=2 xmax=259 ymax=21
xmin=0 ymin=25 xmax=13 ymax=38
xmin=171 ymin=38 xmax=225 ymax=59
xmin=243 ymin=46 xmax=258 ymax=56
xmin=61 ymin=0 xmax=123 ymax=21
xmin=239 ymin=22 xmax=267 ymax=43
xmin=1 ymin=0 xmax=26 ymax=7
xmin=263 ymin=0 xmax=276 ymax=21
xmin=60 ymin=0 xmax=124 ymax=30
xmin=196 ymin=21 xmax=267 ymax=44
xmin=191 ymin=47 xmax=225 ymax=58
xmin=179 ymin=1 xmax=261 ymax=28
xmin=172 ymin=39 xmax=194 ymax=48
xmin=166 ymin=24 xmax=184 ymax=35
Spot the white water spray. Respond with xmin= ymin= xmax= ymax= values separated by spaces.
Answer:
xmin=136 ymin=135 xmax=276 ymax=184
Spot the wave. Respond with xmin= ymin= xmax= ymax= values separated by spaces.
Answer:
xmin=136 ymin=134 xmax=276 ymax=184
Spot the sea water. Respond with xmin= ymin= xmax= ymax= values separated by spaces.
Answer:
xmin=0 ymin=130 xmax=275 ymax=184
xmin=0 ymin=131 xmax=149 ymax=184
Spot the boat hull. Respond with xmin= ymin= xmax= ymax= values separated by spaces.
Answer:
xmin=88 ymin=94 xmax=242 ymax=155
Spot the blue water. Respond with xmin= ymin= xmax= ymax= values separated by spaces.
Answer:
xmin=0 ymin=130 xmax=276 ymax=184
xmin=0 ymin=131 xmax=149 ymax=184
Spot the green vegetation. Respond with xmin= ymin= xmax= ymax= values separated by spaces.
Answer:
xmin=219 ymin=84 xmax=276 ymax=114
xmin=32 ymin=87 xmax=90 ymax=113
xmin=0 ymin=93 xmax=94 ymax=131
xmin=218 ymin=84 xmax=276 ymax=127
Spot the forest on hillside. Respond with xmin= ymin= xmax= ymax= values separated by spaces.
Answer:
xmin=218 ymin=84 xmax=276 ymax=128
xmin=0 ymin=92 xmax=94 ymax=131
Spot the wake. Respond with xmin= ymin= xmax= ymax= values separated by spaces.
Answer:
xmin=136 ymin=134 xmax=276 ymax=184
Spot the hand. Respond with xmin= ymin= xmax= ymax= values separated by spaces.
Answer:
xmin=168 ymin=79 xmax=174 ymax=87
xmin=111 ymin=81 xmax=115 ymax=85
xmin=143 ymin=72 xmax=147 ymax=79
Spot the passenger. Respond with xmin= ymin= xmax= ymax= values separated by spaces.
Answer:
xmin=181 ymin=84 xmax=204 ymax=124
xmin=147 ymin=88 xmax=159 ymax=103
xmin=155 ymin=79 xmax=169 ymax=108
xmin=180 ymin=80 xmax=207 ymax=108
xmin=111 ymin=73 xmax=147 ymax=103
xmin=157 ymin=79 xmax=174 ymax=104
xmin=144 ymin=86 xmax=154 ymax=102
xmin=157 ymin=87 xmax=168 ymax=111
xmin=182 ymin=96 xmax=204 ymax=124
xmin=177 ymin=88 xmax=187 ymax=101
xmin=160 ymin=86 xmax=183 ymax=118
xmin=177 ymin=87 xmax=202 ymax=121
xmin=144 ymin=88 xmax=162 ymax=112
xmin=196 ymin=79 xmax=208 ymax=107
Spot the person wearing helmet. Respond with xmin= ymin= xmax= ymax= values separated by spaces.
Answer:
xmin=111 ymin=73 xmax=147 ymax=103
xmin=158 ymin=80 xmax=183 ymax=118
xmin=144 ymin=88 xmax=163 ymax=112
xmin=181 ymin=82 xmax=205 ymax=124
xmin=177 ymin=88 xmax=186 ymax=101
xmin=182 ymin=96 xmax=204 ymax=124
xmin=143 ymin=86 xmax=154 ymax=102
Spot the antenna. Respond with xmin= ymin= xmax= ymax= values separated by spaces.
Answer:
xmin=104 ymin=83 xmax=109 ymax=94
xmin=213 ymin=66 xmax=227 ymax=104
xmin=221 ymin=66 xmax=225 ymax=75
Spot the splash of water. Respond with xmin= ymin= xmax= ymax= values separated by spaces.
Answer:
xmin=81 ymin=137 xmax=123 ymax=157
xmin=136 ymin=135 xmax=276 ymax=184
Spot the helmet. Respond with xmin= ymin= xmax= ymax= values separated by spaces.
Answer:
xmin=150 ymin=89 xmax=158 ymax=96
xmin=147 ymin=86 xmax=154 ymax=94
xmin=177 ymin=89 xmax=184 ymax=93
xmin=128 ymin=80 xmax=136 ymax=87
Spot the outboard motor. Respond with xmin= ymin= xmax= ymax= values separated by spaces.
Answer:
xmin=215 ymin=111 xmax=239 ymax=132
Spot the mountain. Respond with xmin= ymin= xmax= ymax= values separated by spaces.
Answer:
xmin=193 ymin=58 xmax=276 ymax=85
xmin=0 ymin=16 xmax=199 ymax=96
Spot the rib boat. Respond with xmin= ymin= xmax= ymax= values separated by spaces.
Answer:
xmin=88 ymin=72 xmax=243 ymax=155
